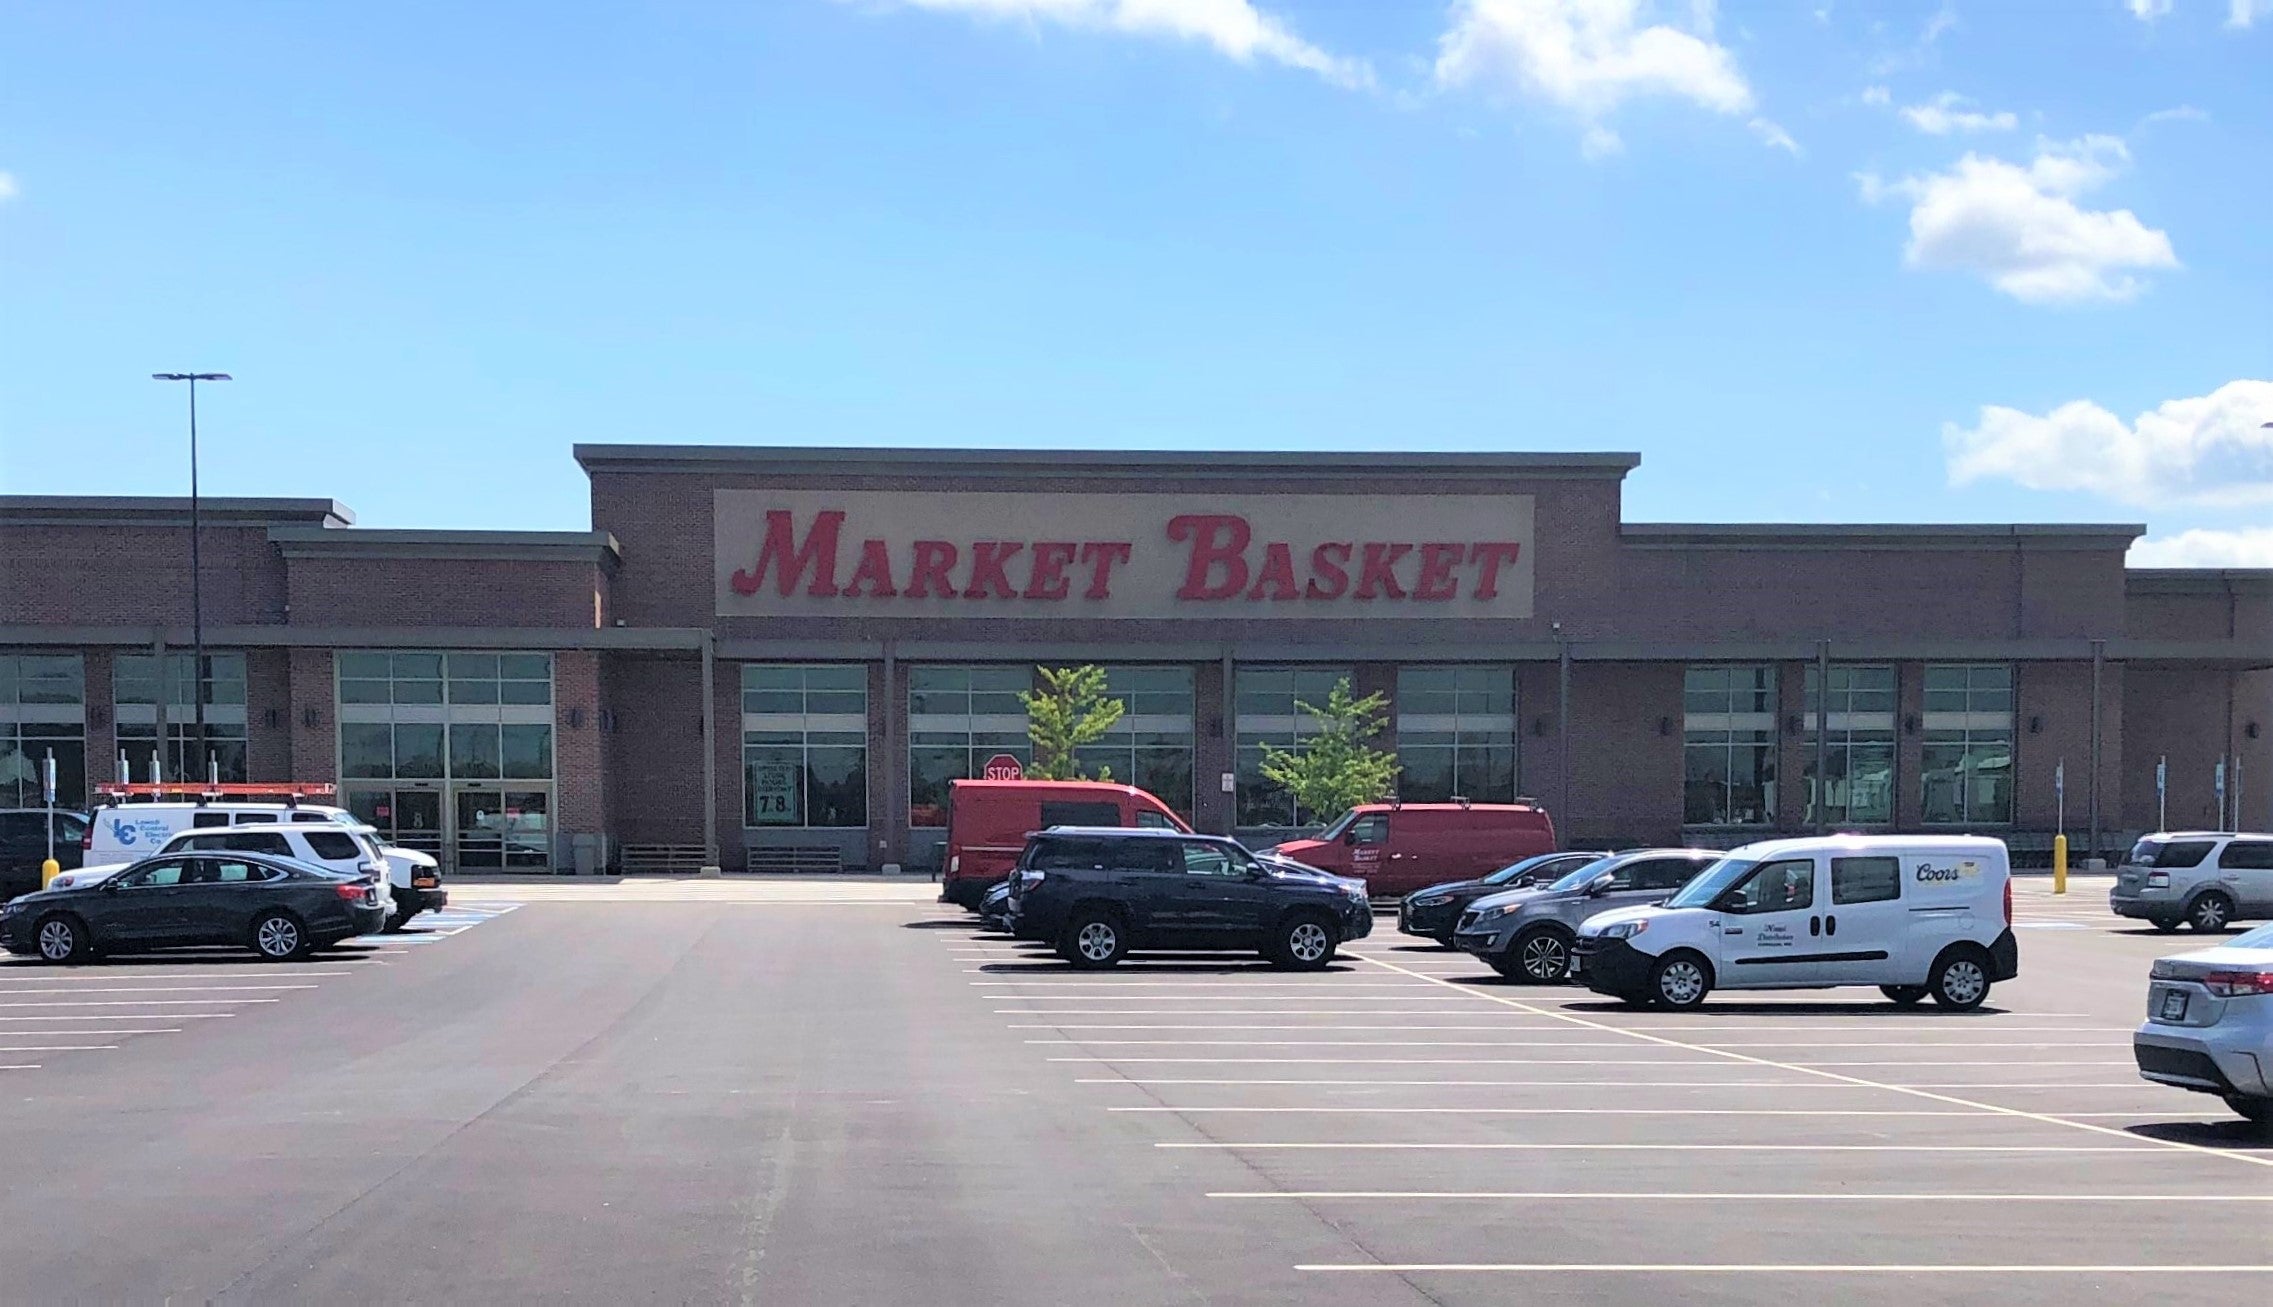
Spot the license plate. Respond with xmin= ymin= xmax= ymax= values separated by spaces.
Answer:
xmin=2159 ymin=989 xmax=2188 ymax=1022
xmin=1569 ymin=956 xmax=1585 ymax=975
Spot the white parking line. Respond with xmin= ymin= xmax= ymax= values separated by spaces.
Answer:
xmin=1078 ymin=1077 xmax=2163 ymax=1089
xmin=1798 ymin=1061 xmax=2134 ymax=1068
xmin=0 ymin=999 xmax=279 ymax=1007
xmin=0 ymin=1013 xmax=232 ymax=1021
xmin=1227 ymin=1200 xmax=2273 ymax=1209
xmin=0 ymin=1064 xmax=39 ymax=1070
xmin=996 ymin=1008 xmax=1487 ymax=1015
xmin=0 ymin=1028 xmax=180 ymax=1035
xmin=1112 ymin=1107 xmax=1994 ymax=1116
xmin=0 ymin=971 xmax=357 ymax=980
xmin=0 ymin=1044 xmax=117 ymax=1051
xmin=1359 ymin=952 xmax=2273 ymax=1171
xmin=1161 ymin=1142 xmax=2175 ymax=1153
xmin=1028 ymin=1039 xmax=2126 ymax=1049
xmin=0 ymin=985 xmax=317 ymax=995
xmin=1050 ymin=1057 xmax=1728 ymax=1065
xmin=1298 ymin=1263 xmax=2273 ymax=1275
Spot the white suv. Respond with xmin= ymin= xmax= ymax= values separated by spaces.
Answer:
xmin=2111 ymin=832 xmax=2273 ymax=933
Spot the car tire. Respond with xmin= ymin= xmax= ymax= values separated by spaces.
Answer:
xmin=382 ymin=903 xmax=416 ymax=934
xmin=1880 ymin=984 xmax=1929 ymax=1006
xmin=1510 ymin=926 xmax=1575 ymax=984
xmin=1647 ymin=951 xmax=1712 ymax=1010
xmin=251 ymin=910 xmax=312 ymax=962
xmin=32 ymin=913 xmax=91 ymax=965
xmin=1927 ymin=946 xmax=1992 ymax=1011
xmin=2223 ymin=1095 xmax=2272 ymax=1125
xmin=2187 ymin=891 xmax=2234 ymax=934
xmin=1060 ymin=909 xmax=1128 ymax=970
xmin=1267 ymin=913 xmax=1339 ymax=971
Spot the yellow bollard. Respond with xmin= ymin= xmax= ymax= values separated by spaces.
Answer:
xmin=2052 ymin=834 xmax=2068 ymax=896
xmin=39 ymin=858 xmax=59 ymax=890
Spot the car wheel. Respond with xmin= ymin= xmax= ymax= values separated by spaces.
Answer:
xmin=382 ymin=904 xmax=414 ymax=934
xmin=2187 ymin=891 xmax=2234 ymax=934
xmin=33 ymin=914 xmax=91 ymax=965
xmin=251 ymin=911 xmax=311 ymax=962
xmin=1928 ymin=947 xmax=1991 ymax=1011
xmin=1268 ymin=913 xmax=1339 ymax=971
xmin=1880 ymin=985 xmax=1929 ymax=1006
xmin=1648 ymin=952 xmax=1711 ymax=1010
xmin=1060 ymin=909 xmax=1127 ymax=970
xmin=1511 ymin=926 xmax=1574 ymax=984
xmin=2223 ymin=1095 xmax=2272 ymax=1125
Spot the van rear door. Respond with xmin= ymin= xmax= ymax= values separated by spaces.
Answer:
xmin=1816 ymin=853 xmax=1908 ymax=982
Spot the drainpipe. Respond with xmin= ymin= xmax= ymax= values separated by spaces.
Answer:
xmin=1814 ymin=640 xmax=1831 ymax=836
xmin=2088 ymin=639 xmax=2104 ymax=867
xmin=1555 ymin=629 xmax=1572 ymax=830
xmin=701 ymin=634 xmax=720 ymax=876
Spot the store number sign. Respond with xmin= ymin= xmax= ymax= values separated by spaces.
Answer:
xmin=749 ymin=762 xmax=799 ymax=825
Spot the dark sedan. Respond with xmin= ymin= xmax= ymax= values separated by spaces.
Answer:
xmin=0 ymin=850 xmax=387 ymax=963
xmin=1398 ymin=851 xmax=1604 ymax=944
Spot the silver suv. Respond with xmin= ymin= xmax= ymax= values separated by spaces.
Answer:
xmin=1453 ymin=848 xmax=1722 ymax=982
xmin=2111 ymin=832 xmax=2273 ymax=933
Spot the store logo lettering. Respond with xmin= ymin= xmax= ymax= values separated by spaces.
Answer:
xmin=729 ymin=508 xmax=1522 ymax=606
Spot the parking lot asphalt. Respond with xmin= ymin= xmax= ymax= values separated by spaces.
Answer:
xmin=0 ymin=876 xmax=2266 ymax=1304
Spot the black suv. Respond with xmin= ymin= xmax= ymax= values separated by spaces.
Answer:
xmin=0 ymin=810 xmax=87 ymax=901
xmin=1006 ymin=827 xmax=1374 ymax=969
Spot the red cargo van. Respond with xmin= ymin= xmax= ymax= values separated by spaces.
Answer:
xmin=939 ymin=779 xmax=1192 ymax=908
xmin=1268 ymin=801 xmax=1556 ymax=898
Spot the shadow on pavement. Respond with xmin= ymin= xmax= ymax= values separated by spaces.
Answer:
xmin=1558 ymin=999 xmax=2022 ymax=1018
xmin=2126 ymin=1119 xmax=2273 ymax=1149
xmin=972 ymin=959 xmax=1361 ymax=975
xmin=2 ymin=947 xmax=382 ymax=968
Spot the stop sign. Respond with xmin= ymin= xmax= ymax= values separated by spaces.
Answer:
xmin=982 ymin=753 xmax=1025 ymax=781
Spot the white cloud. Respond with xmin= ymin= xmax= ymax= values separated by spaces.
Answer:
xmin=2140 ymin=104 xmax=2208 ymax=128
xmin=1435 ymin=0 xmax=1775 ymax=154
xmin=890 ymin=0 xmax=1373 ymax=87
xmin=1749 ymin=117 xmax=1800 ymax=154
xmin=1921 ymin=1 xmax=1957 ymax=42
xmin=2131 ymin=527 xmax=2273 ymax=568
xmin=1946 ymin=379 xmax=2273 ymax=508
xmin=1898 ymin=90 xmax=2016 ymax=135
xmin=1860 ymin=84 xmax=1891 ymax=106
xmin=2128 ymin=0 xmax=2173 ymax=19
xmin=2232 ymin=0 xmax=2269 ymax=27
xmin=1856 ymin=135 xmax=2178 ymax=303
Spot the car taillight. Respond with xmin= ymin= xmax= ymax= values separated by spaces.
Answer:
xmin=2002 ymin=877 xmax=2012 ymax=927
xmin=80 ymin=825 xmax=93 ymax=851
xmin=2201 ymin=971 xmax=2273 ymax=998
xmin=2145 ymin=871 xmax=2170 ymax=887
xmin=949 ymin=854 xmax=960 ymax=875
xmin=334 ymin=882 xmax=369 ymax=902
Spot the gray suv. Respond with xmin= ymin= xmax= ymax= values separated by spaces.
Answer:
xmin=2112 ymin=832 xmax=2273 ymax=933
xmin=1454 ymin=848 xmax=1721 ymax=982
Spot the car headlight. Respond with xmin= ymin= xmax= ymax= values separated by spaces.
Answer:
xmin=1413 ymin=894 xmax=1452 ymax=907
xmin=1479 ymin=901 xmax=1522 ymax=919
xmin=1599 ymin=919 xmax=1649 ymax=940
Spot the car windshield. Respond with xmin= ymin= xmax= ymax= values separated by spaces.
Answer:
xmin=2229 ymin=922 xmax=2273 ymax=950
xmin=1665 ymin=857 xmax=1750 ymax=909
xmin=1313 ymin=811 xmax=1357 ymax=842
xmin=1482 ymin=855 xmax=1565 ymax=885
xmin=1545 ymin=858 xmax=1614 ymax=892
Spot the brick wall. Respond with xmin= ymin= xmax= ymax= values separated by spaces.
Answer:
xmin=553 ymin=651 xmax=605 ymax=855
xmin=245 ymin=648 xmax=292 ymax=781
xmin=284 ymin=557 xmax=602 ymax=628
xmin=287 ymin=649 xmax=337 ymax=783
xmin=0 ymin=523 xmax=287 ymax=626
xmin=600 ymin=653 xmax=707 ymax=849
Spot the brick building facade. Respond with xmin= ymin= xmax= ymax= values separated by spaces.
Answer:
xmin=3 ymin=447 xmax=2268 ymax=872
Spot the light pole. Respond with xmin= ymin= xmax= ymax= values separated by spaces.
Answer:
xmin=152 ymin=372 xmax=231 ymax=782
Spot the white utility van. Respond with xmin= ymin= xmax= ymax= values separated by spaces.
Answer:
xmin=82 ymin=801 xmax=444 ymax=930
xmin=1569 ymin=835 xmax=2017 ymax=1011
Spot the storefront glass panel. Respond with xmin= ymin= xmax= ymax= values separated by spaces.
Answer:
xmin=909 ymin=665 xmax=1031 ymax=827
xmin=0 ymin=655 xmax=85 ymax=809
xmin=115 ymin=652 xmax=248 ymax=783
xmin=1920 ymin=664 xmax=2014 ymax=824
xmin=1235 ymin=666 xmax=1351 ymax=827
xmin=741 ymin=665 xmax=869 ymax=828
xmin=1683 ymin=665 xmax=1777 ymax=826
xmin=1396 ymin=666 xmax=1516 ymax=803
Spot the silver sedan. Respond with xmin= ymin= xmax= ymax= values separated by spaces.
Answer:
xmin=2134 ymin=920 xmax=2273 ymax=1124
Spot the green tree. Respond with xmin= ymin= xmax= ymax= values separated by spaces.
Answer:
xmin=1021 ymin=665 xmax=1126 ymax=781
xmin=1257 ymin=677 xmax=1398 ymax=824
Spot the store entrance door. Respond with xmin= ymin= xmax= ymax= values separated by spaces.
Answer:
xmin=345 ymin=786 xmax=444 ymax=862
xmin=450 ymin=787 xmax=552 ymax=872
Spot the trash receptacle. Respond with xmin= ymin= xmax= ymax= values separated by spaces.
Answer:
xmin=571 ymin=834 xmax=601 ymax=876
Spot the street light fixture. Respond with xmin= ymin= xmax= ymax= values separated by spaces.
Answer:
xmin=151 ymin=372 xmax=232 ymax=782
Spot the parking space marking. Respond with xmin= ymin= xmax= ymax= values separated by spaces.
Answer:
xmin=0 ymin=970 xmax=359 ymax=979
xmin=1297 ymin=1263 xmax=2273 ymax=1275
xmin=1160 ymin=1142 xmax=2175 ymax=1153
xmin=1354 ymin=951 xmax=2273 ymax=1170
xmin=0 ymin=999 xmax=280 ymax=1007
xmin=0 ymin=1012 xmax=232 ymax=1021
xmin=1051 ymin=1057 xmax=1736 ymax=1065
xmin=1113 ymin=1106 xmax=1994 ymax=1116
xmin=1031 ymin=1039 xmax=2124 ymax=1049
xmin=995 ymin=1008 xmax=1489 ymax=1015
xmin=1215 ymin=1190 xmax=2273 ymax=1202
xmin=0 ymin=985 xmax=317 ymax=995
xmin=1081 ymin=1078 xmax=1892 ymax=1087
xmin=0 ymin=1028 xmax=181 ymax=1035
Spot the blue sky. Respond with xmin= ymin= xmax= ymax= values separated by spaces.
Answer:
xmin=3 ymin=1 xmax=2269 ymax=563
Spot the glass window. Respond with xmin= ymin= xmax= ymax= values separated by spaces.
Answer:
xmin=1349 ymin=814 xmax=1388 ymax=844
xmin=1634 ymin=857 xmax=1708 ymax=892
xmin=1721 ymin=858 xmax=1815 ymax=914
xmin=303 ymin=831 xmax=363 ymax=861
xmin=335 ymin=651 xmax=554 ymax=787
xmin=909 ymin=665 xmax=1029 ymax=827
xmin=1235 ymin=666 xmax=1352 ymax=827
xmin=215 ymin=860 xmax=272 ymax=883
xmin=1831 ymin=856 xmax=1902 ymax=904
xmin=2134 ymin=839 xmax=2216 ymax=869
xmin=122 ymin=860 xmax=187 ymax=888
xmin=1803 ymin=665 xmax=1897 ymax=826
xmin=1180 ymin=841 xmax=1245 ymax=877
xmin=1683 ymin=666 xmax=1776 ymax=826
xmin=742 ymin=665 xmax=870 ymax=829
xmin=2218 ymin=841 xmax=2273 ymax=871
xmin=0 ymin=654 xmax=87 ymax=809
xmin=1396 ymin=666 xmax=1517 ymax=804
xmin=450 ymin=724 xmax=502 ymax=780
xmin=1920 ymin=665 xmax=2014 ymax=824
xmin=1029 ymin=837 xmax=1121 ymax=871
xmin=342 ymin=723 xmax=394 ymax=779
xmin=1068 ymin=667 xmax=1196 ymax=819
xmin=114 ymin=653 xmax=249 ymax=784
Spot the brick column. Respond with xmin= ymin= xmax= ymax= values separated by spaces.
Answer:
xmin=553 ymin=651 xmax=605 ymax=869
xmin=245 ymin=648 xmax=292 ymax=782
xmin=81 ymin=649 xmax=116 ymax=800
xmin=1193 ymin=659 xmax=1232 ymax=834
xmin=1774 ymin=662 xmax=1809 ymax=834
xmin=287 ymin=649 xmax=337 ymax=783
xmin=1894 ymin=662 xmax=1926 ymax=829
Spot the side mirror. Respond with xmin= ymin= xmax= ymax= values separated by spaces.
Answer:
xmin=1341 ymin=830 xmax=1358 ymax=846
xmin=1587 ymin=873 xmax=1615 ymax=896
xmin=99 ymin=879 xmax=123 ymax=893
